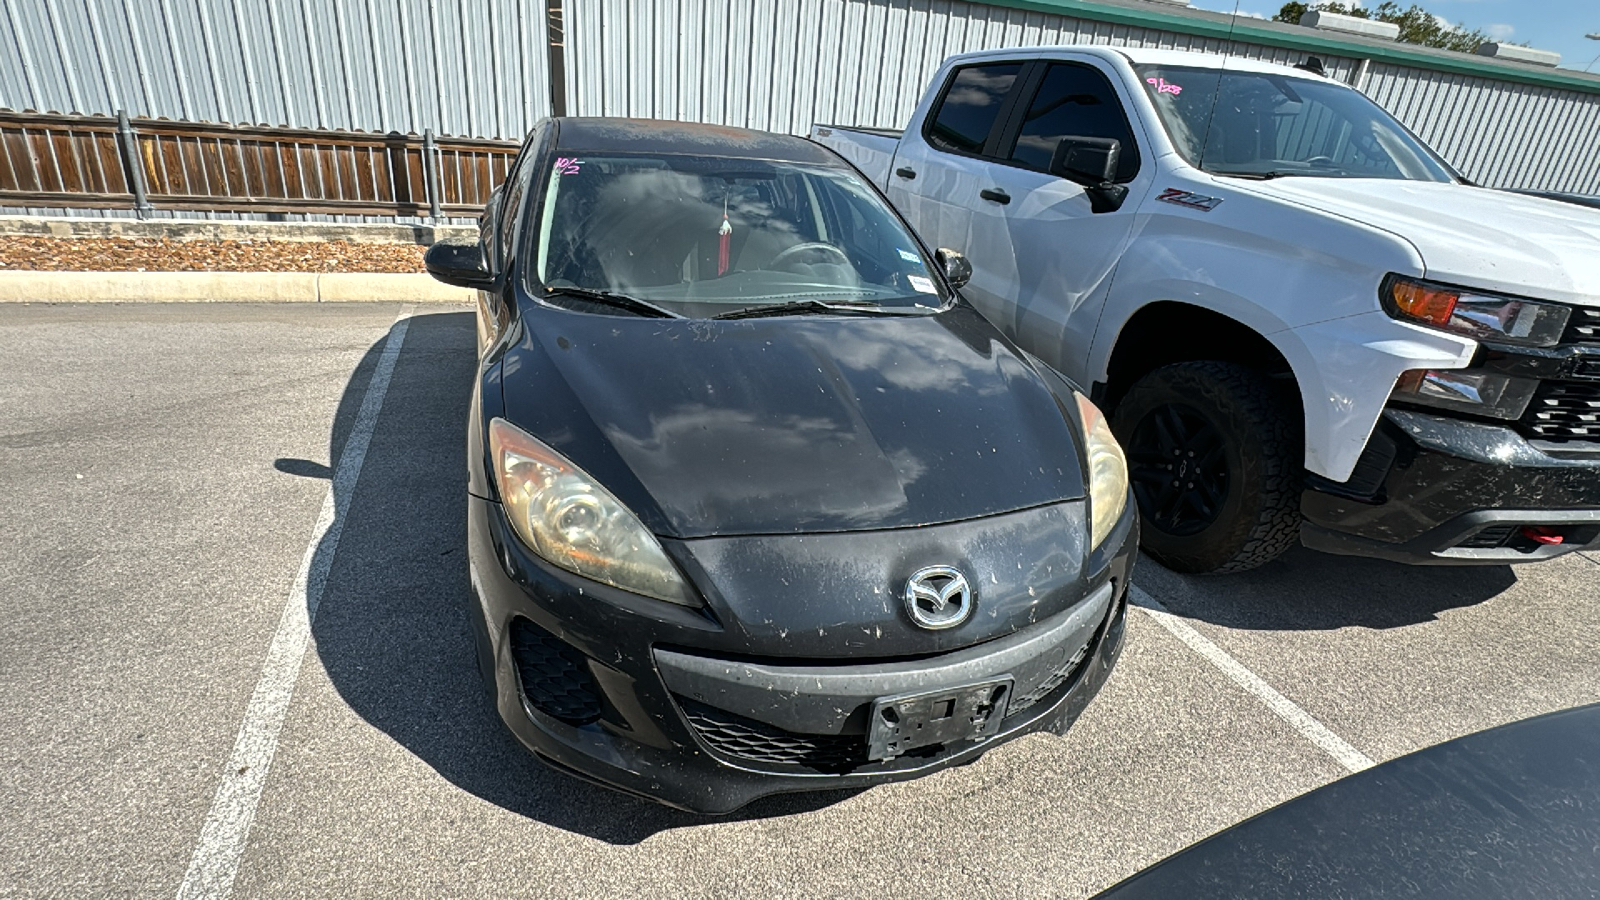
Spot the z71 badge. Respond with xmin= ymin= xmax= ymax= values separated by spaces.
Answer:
xmin=1157 ymin=188 xmax=1223 ymax=211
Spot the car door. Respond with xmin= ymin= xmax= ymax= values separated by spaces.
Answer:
xmin=886 ymin=61 xmax=1029 ymax=321
xmin=979 ymin=58 xmax=1155 ymax=385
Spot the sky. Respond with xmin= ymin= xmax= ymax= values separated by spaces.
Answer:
xmin=1186 ymin=0 xmax=1600 ymax=71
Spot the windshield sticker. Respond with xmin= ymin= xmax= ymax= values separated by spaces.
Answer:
xmin=1146 ymin=77 xmax=1183 ymax=96
xmin=908 ymin=275 xmax=937 ymax=294
xmin=1157 ymin=187 xmax=1223 ymax=212
xmin=897 ymin=248 xmax=922 ymax=263
xmin=554 ymin=157 xmax=583 ymax=175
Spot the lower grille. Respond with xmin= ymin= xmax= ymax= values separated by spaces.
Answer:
xmin=1010 ymin=642 xmax=1091 ymax=715
xmin=1457 ymin=524 xmax=1516 ymax=549
xmin=678 ymin=699 xmax=866 ymax=772
xmin=509 ymin=617 xmax=602 ymax=725
xmin=1520 ymin=382 xmax=1600 ymax=442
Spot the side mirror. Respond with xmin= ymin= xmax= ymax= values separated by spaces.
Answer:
xmin=1048 ymin=136 xmax=1130 ymax=214
xmin=935 ymin=248 xmax=971 ymax=290
xmin=424 ymin=238 xmax=494 ymax=290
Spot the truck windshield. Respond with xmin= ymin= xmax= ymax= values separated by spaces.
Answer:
xmin=530 ymin=154 xmax=948 ymax=316
xmin=1135 ymin=65 xmax=1456 ymax=183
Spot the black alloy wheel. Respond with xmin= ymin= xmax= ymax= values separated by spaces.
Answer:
xmin=1111 ymin=361 xmax=1302 ymax=574
xmin=1127 ymin=403 xmax=1229 ymax=537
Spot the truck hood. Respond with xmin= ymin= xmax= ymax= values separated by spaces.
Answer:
xmin=499 ymin=302 xmax=1085 ymax=539
xmin=1237 ymin=179 xmax=1600 ymax=307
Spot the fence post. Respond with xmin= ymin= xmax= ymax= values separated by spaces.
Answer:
xmin=115 ymin=110 xmax=153 ymax=219
xmin=423 ymin=128 xmax=442 ymax=222
xmin=546 ymin=0 xmax=567 ymax=117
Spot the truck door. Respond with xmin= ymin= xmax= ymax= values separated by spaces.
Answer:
xmin=979 ymin=58 xmax=1154 ymax=385
xmin=886 ymin=61 xmax=1028 ymax=322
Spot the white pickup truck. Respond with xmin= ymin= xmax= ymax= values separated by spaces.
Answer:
xmin=814 ymin=46 xmax=1600 ymax=573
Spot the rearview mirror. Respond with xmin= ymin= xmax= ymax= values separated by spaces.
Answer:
xmin=1048 ymin=137 xmax=1129 ymax=214
xmin=424 ymin=238 xmax=494 ymax=290
xmin=935 ymin=248 xmax=971 ymax=290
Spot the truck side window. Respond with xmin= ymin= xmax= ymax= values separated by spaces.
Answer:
xmin=1009 ymin=63 xmax=1140 ymax=183
xmin=925 ymin=63 xmax=1023 ymax=155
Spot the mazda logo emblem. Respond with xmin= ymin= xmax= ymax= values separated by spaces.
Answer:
xmin=904 ymin=565 xmax=973 ymax=630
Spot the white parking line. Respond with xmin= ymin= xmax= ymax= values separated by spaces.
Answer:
xmin=1130 ymin=585 xmax=1376 ymax=774
xmin=176 ymin=307 xmax=415 ymax=900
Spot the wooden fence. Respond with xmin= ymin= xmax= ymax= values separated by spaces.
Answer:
xmin=0 ymin=110 xmax=519 ymax=218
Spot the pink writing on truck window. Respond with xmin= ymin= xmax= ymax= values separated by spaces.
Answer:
xmin=1146 ymin=77 xmax=1183 ymax=95
xmin=555 ymin=157 xmax=583 ymax=175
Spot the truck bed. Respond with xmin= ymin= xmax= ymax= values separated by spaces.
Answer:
xmin=810 ymin=124 xmax=901 ymax=189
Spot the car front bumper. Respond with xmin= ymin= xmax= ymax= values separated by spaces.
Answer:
xmin=1301 ymin=408 xmax=1600 ymax=565
xmin=465 ymin=493 xmax=1135 ymax=814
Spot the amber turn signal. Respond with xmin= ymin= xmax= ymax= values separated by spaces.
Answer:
xmin=1390 ymin=279 xmax=1458 ymax=326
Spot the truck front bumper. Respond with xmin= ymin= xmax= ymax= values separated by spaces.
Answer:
xmin=1301 ymin=408 xmax=1600 ymax=565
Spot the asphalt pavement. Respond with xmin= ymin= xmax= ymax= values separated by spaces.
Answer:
xmin=2 ymin=303 xmax=1597 ymax=899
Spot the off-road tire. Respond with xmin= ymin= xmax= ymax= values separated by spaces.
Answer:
xmin=1111 ymin=361 xmax=1301 ymax=573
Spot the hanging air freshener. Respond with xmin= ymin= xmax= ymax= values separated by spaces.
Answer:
xmin=717 ymin=195 xmax=733 ymax=276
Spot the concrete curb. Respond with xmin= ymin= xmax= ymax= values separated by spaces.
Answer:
xmin=0 ymin=271 xmax=474 ymax=303
xmin=0 ymin=215 xmax=477 ymax=245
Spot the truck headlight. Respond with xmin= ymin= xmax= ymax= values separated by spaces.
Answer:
xmin=488 ymin=418 xmax=696 ymax=606
xmin=1391 ymin=368 xmax=1538 ymax=420
xmin=1075 ymin=393 xmax=1129 ymax=551
xmin=1382 ymin=275 xmax=1570 ymax=348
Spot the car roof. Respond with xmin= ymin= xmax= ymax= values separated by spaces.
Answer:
xmin=552 ymin=117 xmax=843 ymax=165
xmin=948 ymin=45 xmax=1336 ymax=82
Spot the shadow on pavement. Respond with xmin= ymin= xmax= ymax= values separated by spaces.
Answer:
xmin=298 ymin=310 xmax=850 ymax=845
xmin=1134 ymin=544 xmax=1518 ymax=631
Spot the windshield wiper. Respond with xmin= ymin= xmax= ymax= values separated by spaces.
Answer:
xmin=543 ymin=286 xmax=682 ymax=318
xmin=712 ymin=299 xmax=906 ymax=320
xmin=1209 ymin=170 xmax=1303 ymax=180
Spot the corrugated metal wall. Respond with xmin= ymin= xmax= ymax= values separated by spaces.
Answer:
xmin=0 ymin=0 xmax=551 ymax=138
xmin=566 ymin=0 xmax=1365 ymax=133
xmin=2 ymin=0 xmax=1597 ymax=204
xmin=565 ymin=0 xmax=1600 ymax=193
xmin=1362 ymin=63 xmax=1600 ymax=193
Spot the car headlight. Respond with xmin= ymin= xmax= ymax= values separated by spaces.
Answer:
xmin=488 ymin=418 xmax=696 ymax=606
xmin=1075 ymin=393 xmax=1129 ymax=551
xmin=1382 ymin=275 xmax=1570 ymax=348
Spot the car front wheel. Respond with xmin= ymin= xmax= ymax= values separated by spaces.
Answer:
xmin=1111 ymin=361 xmax=1301 ymax=574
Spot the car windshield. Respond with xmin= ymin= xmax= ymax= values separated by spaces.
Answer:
xmin=1135 ymin=64 xmax=1456 ymax=182
xmin=530 ymin=153 xmax=948 ymax=316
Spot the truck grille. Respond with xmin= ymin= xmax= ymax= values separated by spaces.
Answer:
xmin=1520 ymin=382 xmax=1600 ymax=441
xmin=677 ymin=698 xmax=866 ymax=772
xmin=1564 ymin=307 xmax=1600 ymax=346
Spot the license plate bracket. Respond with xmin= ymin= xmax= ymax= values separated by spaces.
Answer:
xmin=867 ymin=677 xmax=1013 ymax=762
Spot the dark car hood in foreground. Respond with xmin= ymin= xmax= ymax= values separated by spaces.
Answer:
xmin=499 ymin=300 xmax=1084 ymax=539
xmin=1095 ymin=703 xmax=1600 ymax=899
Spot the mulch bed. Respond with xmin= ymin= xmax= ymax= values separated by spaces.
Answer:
xmin=0 ymin=235 xmax=427 ymax=273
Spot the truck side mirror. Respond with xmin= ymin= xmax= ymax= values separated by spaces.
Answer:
xmin=425 ymin=238 xmax=495 ymax=290
xmin=1048 ymin=136 xmax=1129 ymax=214
xmin=935 ymin=248 xmax=972 ymax=290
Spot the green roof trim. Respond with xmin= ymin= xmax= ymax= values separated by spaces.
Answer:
xmin=984 ymin=0 xmax=1600 ymax=96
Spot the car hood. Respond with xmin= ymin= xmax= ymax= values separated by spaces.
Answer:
xmin=499 ymin=302 xmax=1085 ymax=539
xmin=1237 ymin=179 xmax=1600 ymax=307
xmin=1094 ymin=703 xmax=1600 ymax=899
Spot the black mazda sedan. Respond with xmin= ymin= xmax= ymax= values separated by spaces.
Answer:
xmin=425 ymin=118 xmax=1136 ymax=814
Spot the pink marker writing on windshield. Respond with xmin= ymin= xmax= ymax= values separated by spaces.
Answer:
xmin=1146 ymin=77 xmax=1183 ymax=95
